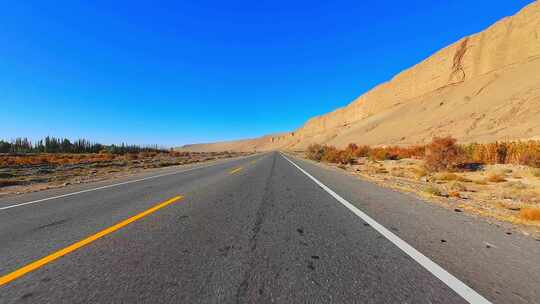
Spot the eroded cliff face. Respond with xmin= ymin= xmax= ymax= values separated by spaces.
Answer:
xmin=294 ymin=1 xmax=540 ymax=139
xmin=180 ymin=1 xmax=540 ymax=152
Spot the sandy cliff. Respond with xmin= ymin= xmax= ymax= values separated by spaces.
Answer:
xmin=180 ymin=1 xmax=540 ymax=152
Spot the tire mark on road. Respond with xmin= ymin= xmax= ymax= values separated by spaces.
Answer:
xmin=235 ymin=153 xmax=277 ymax=303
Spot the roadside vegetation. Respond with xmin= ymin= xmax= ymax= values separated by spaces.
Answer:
xmin=305 ymin=137 xmax=540 ymax=230
xmin=0 ymin=137 xmax=250 ymax=196
xmin=307 ymin=137 xmax=540 ymax=169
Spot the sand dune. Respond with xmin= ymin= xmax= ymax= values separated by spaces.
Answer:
xmin=179 ymin=1 xmax=540 ymax=152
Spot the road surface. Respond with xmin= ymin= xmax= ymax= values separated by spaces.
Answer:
xmin=1 ymin=152 xmax=539 ymax=303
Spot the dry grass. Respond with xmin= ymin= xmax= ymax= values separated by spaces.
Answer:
xmin=472 ymin=178 xmax=488 ymax=185
xmin=423 ymin=185 xmax=442 ymax=196
xmin=434 ymin=172 xmax=459 ymax=181
xmin=511 ymin=171 xmax=524 ymax=179
xmin=516 ymin=191 xmax=540 ymax=204
xmin=433 ymin=172 xmax=470 ymax=182
xmin=496 ymin=201 xmax=521 ymax=211
xmin=390 ymin=167 xmax=407 ymax=177
xmin=377 ymin=167 xmax=389 ymax=174
xmin=499 ymin=186 xmax=540 ymax=204
xmin=410 ymin=166 xmax=427 ymax=179
xmin=449 ymin=181 xmax=467 ymax=192
xmin=503 ymin=181 xmax=529 ymax=190
xmin=520 ymin=208 xmax=540 ymax=221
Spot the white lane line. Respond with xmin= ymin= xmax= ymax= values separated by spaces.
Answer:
xmin=280 ymin=153 xmax=492 ymax=304
xmin=0 ymin=156 xmax=257 ymax=211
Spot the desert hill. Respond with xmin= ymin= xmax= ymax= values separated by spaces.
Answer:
xmin=180 ymin=1 xmax=540 ymax=152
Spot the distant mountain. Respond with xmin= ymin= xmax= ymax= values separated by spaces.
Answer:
xmin=180 ymin=1 xmax=540 ymax=152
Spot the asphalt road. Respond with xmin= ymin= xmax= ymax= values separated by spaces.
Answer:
xmin=1 ymin=152 xmax=539 ymax=303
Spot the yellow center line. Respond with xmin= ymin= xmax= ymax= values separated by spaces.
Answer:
xmin=229 ymin=167 xmax=243 ymax=174
xmin=0 ymin=195 xmax=183 ymax=287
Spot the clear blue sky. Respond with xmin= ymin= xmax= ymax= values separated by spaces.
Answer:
xmin=1 ymin=1 xmax=533 ymax=147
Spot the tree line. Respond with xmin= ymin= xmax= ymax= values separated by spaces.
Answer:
xmin=0 ymin=137 xmax=167 ymax=154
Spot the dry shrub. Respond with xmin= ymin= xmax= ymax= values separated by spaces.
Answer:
xmin=448 ymin=191 xmax=461 ymax=198
xmin=304 ymin=139 xmax=540 ymax=171
xmin=340 ymin=144 xmax=425 ymax=161
xmin=339 ymin=143 xmax=371 ymax=158
xmin=173 ymin=151 xmax=192 ymax=158
xmin=339 ymin=152 xmax=355 ymax=165
xmin=146 ymin=151 xmax=158 ymax=158
xmin=532 ymin=169 xmax=540 ymax=178
xmin=170 ymin=151 xmax=189 ymax=157
xmin=307 ymin=144 xmax=356 ymax=165
xmin=390 ymin=145 xmax=425 ymax=159
xmin=486 ymin=173 xmax=506 ymax=183
xmin=139 ymin=151 xmax=150 ymax=158
xmin=126 ymin=153 xmax=139 ymax=160
xmin=519 ymin=208 xmax=540 ymax=221
xmin=98 ymin=153 xmax=115 ymax=162
xmin=407 ymin=145 xmax=426 ymax=159
xmin=321 ymin=146 xmax=341 ymax=163
xmin=344 ymin=143 xmax=358 ymax=155
xmin=366 ymin=145 xmax=424 ymax=161
xmin=354 ymin=145 xmax=371 ymax=158
xmin=368 ymin=148 xmax=397 ymax=161
xmin=306 ymin=144 xmax=325 ymax=161
xmin=340 ymin=144 xmax=358 ymax=165
xmin=424 ymin=137 xmax=463 ymax=172
xmin=520 ymin=152 xmax=540 ymax=168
